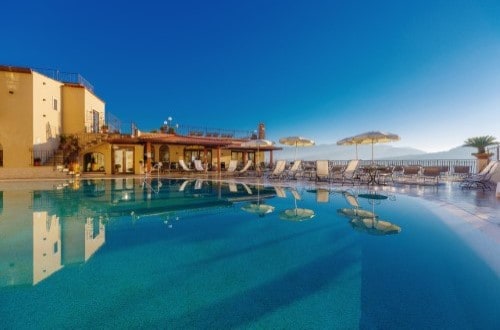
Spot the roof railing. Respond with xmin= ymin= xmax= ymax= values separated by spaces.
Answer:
xmin=33 ymin=67 xmax=94 ymax=92
xmin=486 ymin=144 xmax=499 ymax=161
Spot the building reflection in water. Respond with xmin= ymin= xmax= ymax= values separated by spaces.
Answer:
xmin=0 ymin=178 xmax=279 ymax=287
xmin=0 ymin=182 xmax=105 ymax=287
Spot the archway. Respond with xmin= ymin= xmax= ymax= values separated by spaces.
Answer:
xmin=84 ymin=152 xmax=105 ymax=172
xmin=159 ymin=145 xmax=170 ymax=168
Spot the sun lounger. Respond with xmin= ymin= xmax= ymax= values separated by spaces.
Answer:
xmin=285 ymin=160 xmax=302 ymax=179
xmin=224 ymin=160 xmax=238 ymax=174
xmin=178 ymin=159 xmax=193 ymax=172
xmin=340 ymin=160 xmax=360 ymax=185
xmin=235 ymin=160 xmax=253 ymax=176
xmin=452 ymin=165 xmax=471 ymax=180
xmin=315 ymin=160 xmax=330 ymax=182
xmin=460 ymin=161 xmax=498 ymax=190
xmin=419 ymin=166 xmax=441 ymax=185
xmin=267 ymin=160 xmax=287 ymax=179
xmin=398 ymin=166 xmax=421 ymax=183
xmin=193 ymin=160 xmax=205 ymax=172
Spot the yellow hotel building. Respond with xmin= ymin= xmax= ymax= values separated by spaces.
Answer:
xmin=0 ymin=65 xmax=280 ymax=176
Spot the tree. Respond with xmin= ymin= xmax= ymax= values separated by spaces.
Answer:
xmin=463 ymin=135 xmax=498 ymax=154
xmin=59 ymin=134 xmax=81 ymax=164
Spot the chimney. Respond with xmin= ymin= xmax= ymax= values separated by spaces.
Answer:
xmin=258 ymin=123 xmax=265 ymax=139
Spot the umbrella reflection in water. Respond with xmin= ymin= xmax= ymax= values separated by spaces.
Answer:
xmin=241 ymin=183 xmax=275 ymax=217
xmin=279 ymin=188 xmax=315 ymax=222
xmin=340 ymin=190 xmax=401 ymax=235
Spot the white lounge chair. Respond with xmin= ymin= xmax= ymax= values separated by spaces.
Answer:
xmin=286 ymin=160 xmax=302 ymax=179
xmin=267 ymin=160 xmax=287 ymax=179
xmin=178 ymin=159 xmax=192 ymax=172
xmin=315 ymin=160 xmax=330 ymax=182
xmin=460 ymin=161 xmax=498 ymax=190
xmin=221 ymin=160 xmax=239 ymax=175
xmin=225 ymin=160 xmax=238 ymax=174
xmin=194 ymin=159 xmax=205 ymax=172
xmin=235 ymin=160 xmax=253 ymax=176
xmin=340 ymin=160 xmax=360 ymax=185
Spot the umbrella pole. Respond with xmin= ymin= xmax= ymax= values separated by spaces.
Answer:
xmin=371 ymin=141 xmax=374 ymax=164
xmin=356 ymin=144 xmax=358 ymax=160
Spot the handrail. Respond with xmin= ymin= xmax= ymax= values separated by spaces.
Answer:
xmin=486 ymin=144 xmax=499 ymax=161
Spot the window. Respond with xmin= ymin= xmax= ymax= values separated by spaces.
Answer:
xmin=53 ymin=98 xmax=58 ymax=111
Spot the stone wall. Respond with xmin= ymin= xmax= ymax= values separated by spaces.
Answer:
xmin=0 ymin=166 xmax=70 ymax=180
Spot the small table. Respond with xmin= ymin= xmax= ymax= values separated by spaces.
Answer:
xmin=363 ymin=166 xmax=381 ymax=185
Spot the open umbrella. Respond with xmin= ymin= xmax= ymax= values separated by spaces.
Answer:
xmin=279 ymin=136 xmax=315 ymax=160
xmin=241 ymin=139 xmax=274 ymax=173
xmin=337 ymin=131 xmax=400 ymax=162
xmin=336 ymin=137 xmax=360 ymax=159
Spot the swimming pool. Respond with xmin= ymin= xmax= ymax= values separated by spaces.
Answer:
xmin=1 ymin=178 xmax=499 ymax=329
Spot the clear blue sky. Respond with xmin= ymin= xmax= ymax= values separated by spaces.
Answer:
xmin=3 ymin=0 xmax=500 ymax=152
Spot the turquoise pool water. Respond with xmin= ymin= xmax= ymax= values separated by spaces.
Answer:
xmin=0 ymin=178 xmax=499 ymax=329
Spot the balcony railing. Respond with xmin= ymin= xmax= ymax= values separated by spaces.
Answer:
xmin=300 ymin=159 xmax=478 ymax=175
xmin=33 ymin=67 xmax=94 ymax=92
xmin=486 ymin=144 xmax=500 ymax=161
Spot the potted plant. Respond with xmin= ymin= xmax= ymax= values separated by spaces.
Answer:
xmin=463 ymin=135 xmax=497 ymax=157
xmin=463 ymin=135 xmax=498 ymax=172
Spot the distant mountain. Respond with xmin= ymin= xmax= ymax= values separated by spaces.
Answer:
xmin=275 ymin=144 xmax=426 ymax=161
xmin=274 ymin=144 xmax=477 ymax=161
xmin=387 ymin=146 xmax=476 ymax=160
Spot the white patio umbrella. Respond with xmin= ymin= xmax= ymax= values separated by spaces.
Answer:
xmin=336 ymin=137 xmax=360 ymax=159
xmin=337 ymin=131 xmax=400 ymax=162
xmin=241 ymin=139 xmax=274 ymax=172
xmin=279 ymin=136 xmax=315 ymax=160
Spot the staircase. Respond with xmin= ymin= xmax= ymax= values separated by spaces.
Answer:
xmin=44 ymin=132 xmax=109 ymax=167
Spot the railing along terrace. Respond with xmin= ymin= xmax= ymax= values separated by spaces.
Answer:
xmin=31 ymin=149 xmax=57 ymax=166
xmin=33 ymin=67 xmax=95 ymax=92
xmin=299 ymin=159 xmax=478 ymax=175
xmin=153 ymin=124 xmax=254 ymax=140
xmin=486 ymin=144 xmax=499 ymax=161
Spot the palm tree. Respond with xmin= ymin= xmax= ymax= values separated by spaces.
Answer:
xmin=463 ymin=135 xmax=498 ymax=154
